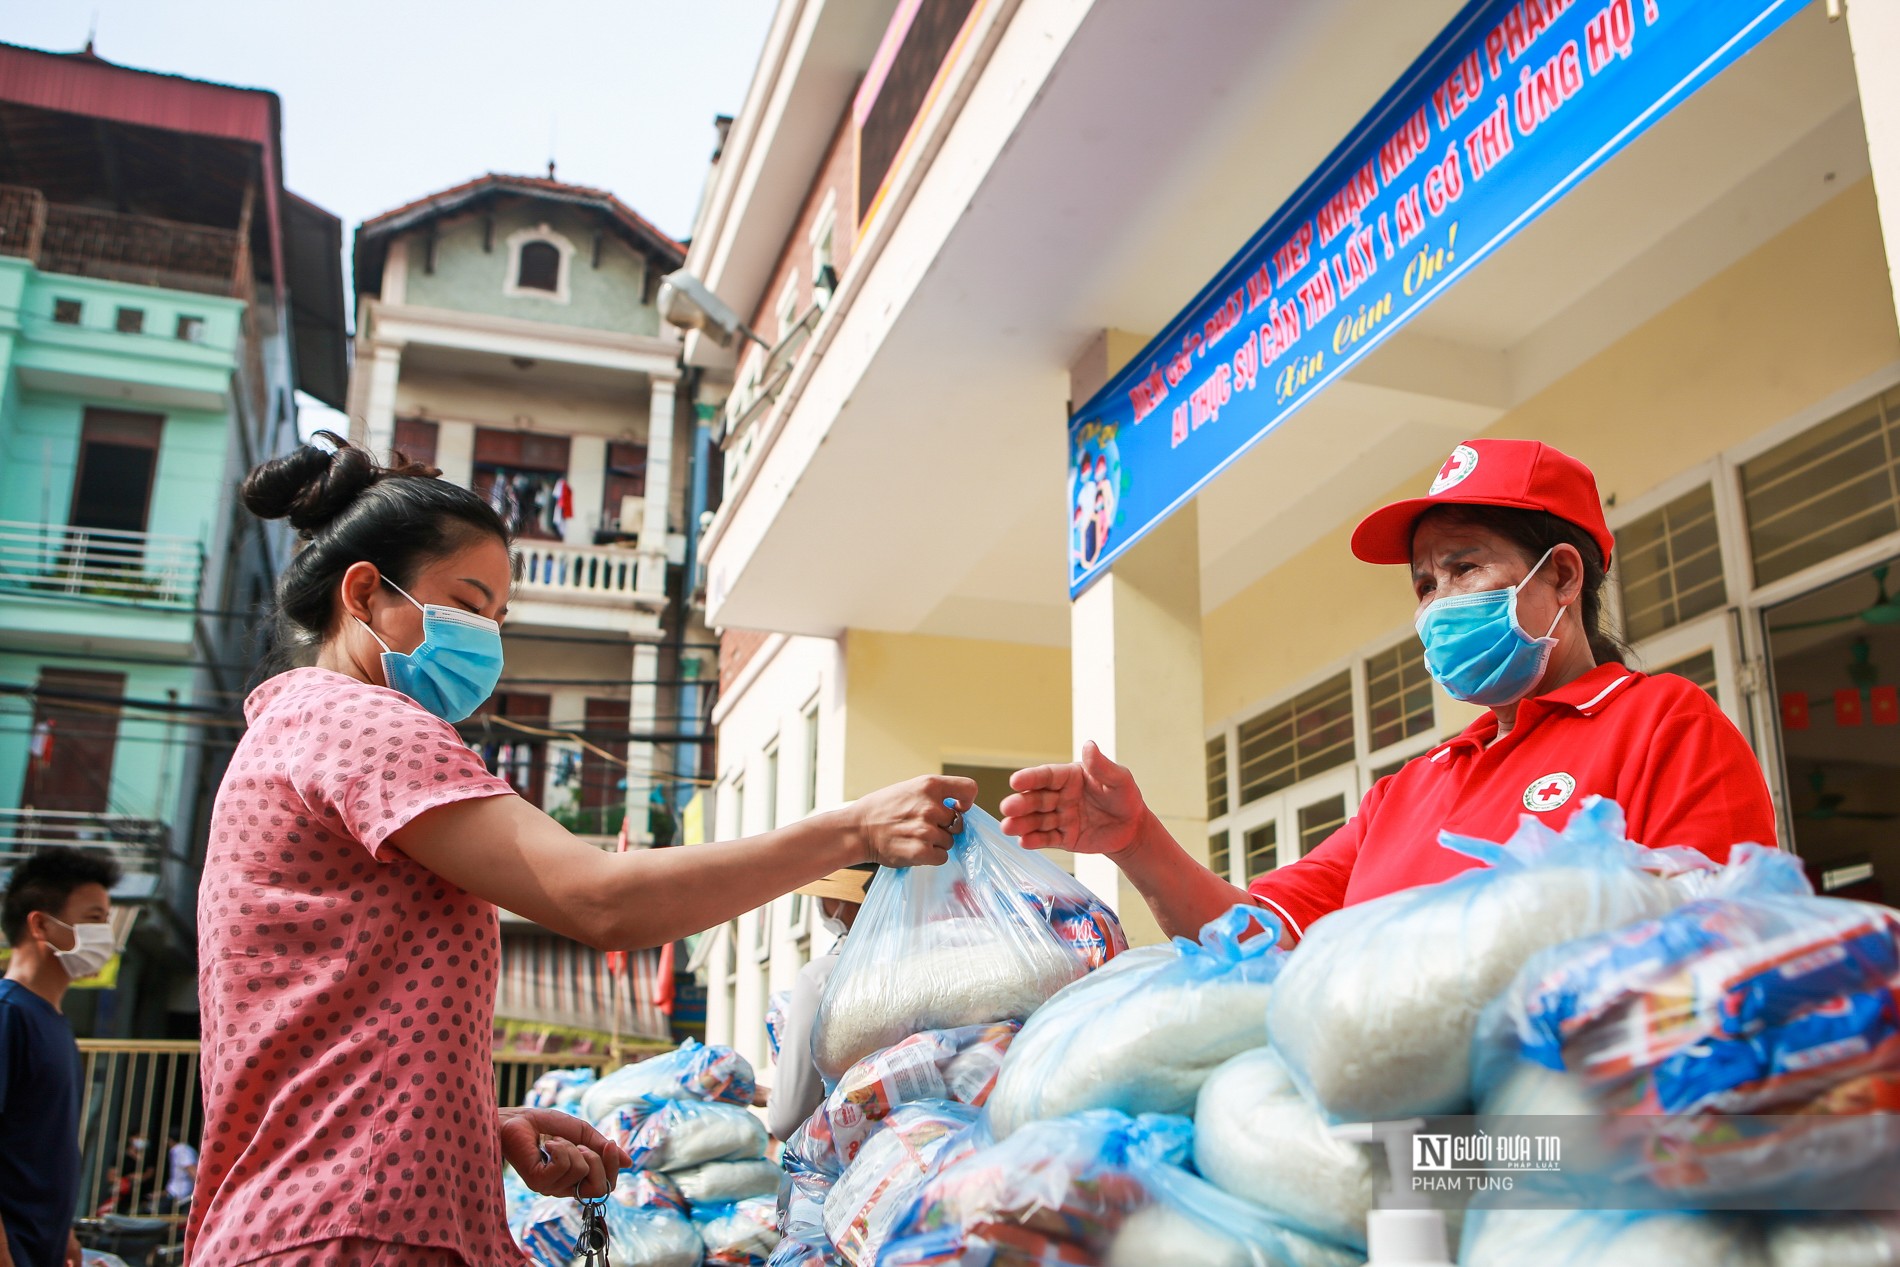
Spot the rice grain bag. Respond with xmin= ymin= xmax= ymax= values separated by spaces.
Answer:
xmin=672 ymin=1157 xmax=783 ymax=1206
xmin=696 ymin=1196 xmax=783 ymax=1266
xmin=811 ymin=805 xmax=1124 ymax=1083
xmin=822 ymin=1100 xmax=980 ymax=1266
xmin=627 ymin=1098 xmax=769 ymax=1172
xmin=581 ymin=1038 xmax=757 ymax=1124
xmin=601 ymin=1201 xmax=704 ymax=1267
xmin=1272 ymin=798 xmax=1679 ymax=1121
xmin=1460 ymin=1209 xmax=1765 ymax=1267
xmin=986 ymin=904 xmax=1283 ymax=1138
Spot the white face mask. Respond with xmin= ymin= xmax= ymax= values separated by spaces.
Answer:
xmin=820 ymin=909 xmax=849 ymax=938
xmin=44 ymin=915 xmax=115 ymax=980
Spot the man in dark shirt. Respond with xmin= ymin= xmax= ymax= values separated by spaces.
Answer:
xmin=1 ymin=847 xmax=122 ymax=1267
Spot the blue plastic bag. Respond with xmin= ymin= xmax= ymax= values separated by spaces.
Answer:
xmin=822 ymin=1100 xmax=981 ymax=1266
xmin=1271 ymin=797 xmax=1681 ymax=1121
xmin=812 ymin=805 xmax=1124 ymax=1084
xmin=985 ymin=904 xmax=1284 ymax=1137
xmin=601 ymin=1199 xmax=704 ymax=1267
xmin=626 ymin=1097 xmax=769 ymax=1172
xmin=524 ymin=1066 xmax=598 ymax=1112
xmin=696 ymin=1196 xmax=783 ymax=1265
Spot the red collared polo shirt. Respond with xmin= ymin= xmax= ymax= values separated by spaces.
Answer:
xmin=1248 ymin=663 xmax=1776 ymax=940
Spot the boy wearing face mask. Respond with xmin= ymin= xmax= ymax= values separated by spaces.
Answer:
xmin=1 ymin=846 xmax=122 ymax=1267
xmin=765 ymin=864 xmax=876 ymax=1142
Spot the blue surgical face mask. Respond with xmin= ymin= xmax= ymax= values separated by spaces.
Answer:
xmin=357 ymin=578 xmax=503 ymax=723
xmin=1414 ymin=548 xmax=1565 ymax=707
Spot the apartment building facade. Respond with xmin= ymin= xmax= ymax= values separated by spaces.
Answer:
xmin=0 ymin=40 xmax=347 ymax=1038
xmin=685 ymin=0 xmax=1900 ymax=1082
xmin=346 ymin=173 xmax=711 ymax=1047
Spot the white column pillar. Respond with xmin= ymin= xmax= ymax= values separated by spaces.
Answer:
xmin=638 ymin=375 xmax=678 ymax=595
xmin=625 ymin=642 xmax=662 ymax=845
xmin=361 ymin=341 xmax=404 ymax=458
xmin=566 ymin=434 xmax=607 ymax=546
xmin=435 ymin=420 xmax=475 ymax=489
xmin=1069 ymin=506 xmax=1209 ymax=949
xmin=1849 ymin=3 xmax=1900 ymax=336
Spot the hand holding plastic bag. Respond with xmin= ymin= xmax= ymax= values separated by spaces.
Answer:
xmin=811 ymin=805 xmax=1125 ymax=1083
xmin=1271 ymin=797 xmax=1680 ymax=1121
xmin=987 ymin=904 xmax=1284 ymax=1137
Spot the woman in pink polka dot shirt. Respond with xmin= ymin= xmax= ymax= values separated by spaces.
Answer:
xmin=191 ymin=435 xmax=974 ymax=1267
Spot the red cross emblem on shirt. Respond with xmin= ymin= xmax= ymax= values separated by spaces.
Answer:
xmin=1534 ymin=780 xmax=1565 ymax=803
xmin=1523 ymin=771 xmax=1576 ymax=812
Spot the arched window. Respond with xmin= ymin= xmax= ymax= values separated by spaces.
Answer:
xmin=516 ymin=240 xmax=561 ymax=292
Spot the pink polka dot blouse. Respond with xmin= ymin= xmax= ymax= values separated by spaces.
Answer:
xmin=190 ymin=668 xmax=522 ymax=1266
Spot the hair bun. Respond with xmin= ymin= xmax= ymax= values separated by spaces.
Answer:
xmin=239 ymin=431 xmax=383 ymax=535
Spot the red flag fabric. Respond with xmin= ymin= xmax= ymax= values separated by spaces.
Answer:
xmin=1872 ymin=685 xmax=1899 ymax=727
xmin=1835 ymin=689 xmax=1864 ymax=728
xmin=653 ymin=940 xmax=676 ymax=1016
xmin=1780 ymin=693 xmax=1810 ymax=731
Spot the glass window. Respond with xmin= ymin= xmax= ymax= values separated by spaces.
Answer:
xmin=1364 ymin=640 xmax=1433 ymax=752
xmin=1206 ymin=737 xmax=1229 ymax=819
xmin=803 ymin=704 xmax=821 ymax=815
xmin=1742 ymin=386 xmax=1900 ymax=586
xmin=115 ymin=307 xmax=144 ymax=334
xmin=1298 ymin=794 xmax=1349 ymax=857
xmin=517 ymin=240 xmax=561 ymax=291
xmin=175 ymin=315 xmax=205 ymax=342
xmin=53 ymin=298 xmax=82 ymax=324
xmin=1208 ymin=831 xmax=1230 ymax=881
xmin=1236 ymin=671 xmax=1354 ymax=805
xmin=1618 ymin=484 xmax=1726 ymax=641
xmin=1658 ymin=648 xmax=1719 ymax=699
xmin=1243 ymin=823 xmax=1278 ymax=881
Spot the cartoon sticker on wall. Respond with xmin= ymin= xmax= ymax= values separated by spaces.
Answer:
xmin=1069 ymin=421 xmax=1124 ymax=577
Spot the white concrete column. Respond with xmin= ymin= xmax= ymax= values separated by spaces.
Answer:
xmin=361 ymin=341 xmax=404 ymax=459
xmin=436 ymin=420 xmax=475 ymax=489
xmin=1069 ymin=505 xmax=1209 ymax=949
xmin=566 ymin=434 xmax=608 ymax=545
xmin=1848 ymin=2 xmax=1900 ymax=336
xmin=625 ymin=642 xmax=662 ymax=844
xmin=638 ymin=375 xmax=678 ymax=595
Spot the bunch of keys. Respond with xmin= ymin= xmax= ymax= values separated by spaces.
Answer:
xmin=576 ymin=1185 xmax=611 ymax=1267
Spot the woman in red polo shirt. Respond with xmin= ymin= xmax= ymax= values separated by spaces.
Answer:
xmin=1002 ymin=438 xmax=1776 ymax=942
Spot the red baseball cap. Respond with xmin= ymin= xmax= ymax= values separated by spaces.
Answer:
xmin=1350 ymin=439 xmax=1614 ymax=567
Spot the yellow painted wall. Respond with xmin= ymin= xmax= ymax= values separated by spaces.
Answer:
xmin=1203 ymin=179 xmax=1900 ymax=725
xmin=841 ymin=630 xmax=1073 ymax=797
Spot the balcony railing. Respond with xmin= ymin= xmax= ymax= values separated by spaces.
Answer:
xmin=0 ymin=808 xmax=169 ymax=872
xmin=0 ymin=520 xmax=204 ymax=610
xmin=514 ymin=539 xmax=651 ymax=606
xmin=0 ymin=183 xmax=247 ymax=298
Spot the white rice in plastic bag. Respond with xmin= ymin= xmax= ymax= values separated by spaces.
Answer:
xmin=669 ymin=1157 xmax=782 ymax=1206
xmin=1106 ymin=1204 xmax=1365 ymax=1267
xmin=1461 ymin=1209 xmax=1766 ymax=1267
xmin=1272 ymin=801 xmax=1679 ymax=1121
xmin=1193 ymin=1047 xmax=1381 ymax=1250
xmin=986 ymin=905 xmax=1284 ymax=1139
xmin=1763 ymin=1216 xmax=1900 ymax=1267
xmin=626 ymin=1098 xmax=767 ymax=1173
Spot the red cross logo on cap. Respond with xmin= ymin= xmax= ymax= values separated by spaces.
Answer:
xmin=1429 ymin=443 xmax=1480 ymax=495
xmin=1523 ymin=772 xmax=1577 ymax=813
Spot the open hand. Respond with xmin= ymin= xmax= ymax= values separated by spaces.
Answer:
xmin=499 ymin=1106 xmax=632 ymax=1198
xmin=1001 ymin=741 xmax=1146 ymax=855
xmin=848 ymin=774 xmax=977 ymax=866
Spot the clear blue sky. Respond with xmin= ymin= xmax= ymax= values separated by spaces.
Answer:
xmin=4 ymin=0 xmax=777 ymax=429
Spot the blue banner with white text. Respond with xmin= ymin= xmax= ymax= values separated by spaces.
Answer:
xmin=1067 ymin=0 xmax=1803 ymax=596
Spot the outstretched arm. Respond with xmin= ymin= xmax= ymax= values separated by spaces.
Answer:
xmin=392 ymin=774 xmax=975 ymax=951
xmin=1001 ymin=742 xmax=1254 ymax=941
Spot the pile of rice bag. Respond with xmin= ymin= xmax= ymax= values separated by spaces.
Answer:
xmin=874 ymin=1109 xmax=1361 ymax=1267
xmin=1271 ymin=798 xmax=1681 ymax=1121
xmin=697 ymin=1197 xmax=783 ymax=1266
xmin=986 ymin=904 xmax=1283 ymax=1137
xmin=810 ymin=805 xmax=1125 ymax=1082
xmin=525 ymin=1065 xmax=599 ymax=1113
xmin=821 ymin=1101 xmax=981 ymax=1265
xmin=583 ymin=1038 xmax=757 ymax=1126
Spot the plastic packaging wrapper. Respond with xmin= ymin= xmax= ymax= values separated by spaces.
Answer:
xmin=1476 ymin=843 xmax=1900 ymax=1116
xmin=581 ymin=1039 xmax=758 ymax=1125
xmin=785 ymin=1023 xmax=1017 ymax=1180
xmin=517 ymin=1195 xmax=587 ymax=1267
xmin=1460 ymin=1209 xmax=1765 ymax=1267
xmin=811 ymin=805 xmax=1125 ymax=1083
xmin=822 ymin=1100 xmax=980 ymax=1266
xmin=987 ymin=904 xmax=1283 ymax=1138
xmin=1192 ymin=1046 xmax=1381 ymax=1250
xmin=1271 ymin=798 xmax=1680 ymax=1121
xmin=524 ymin=1066 xmax=598 ymax=1113
xmin=616 ymin=1167 xmax=690 ymax=1215
xmin=628 ymin=1098 xmax=771 ymax=1172
xmin=673 ymin=1157 xmax=784 ymax=1206
xmin=697 ymin=1197 xmax=783 ymax=1266
xmin=768 ymin=990 xmax=793 ymax=1063
xmin=601 ymin=1201 xmax=705 ymax=1267
xmin=769 ymin=1187 xmax=843 ymax=1267
xmin=877 ymin=1109 xmax=1359 ymax=1267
